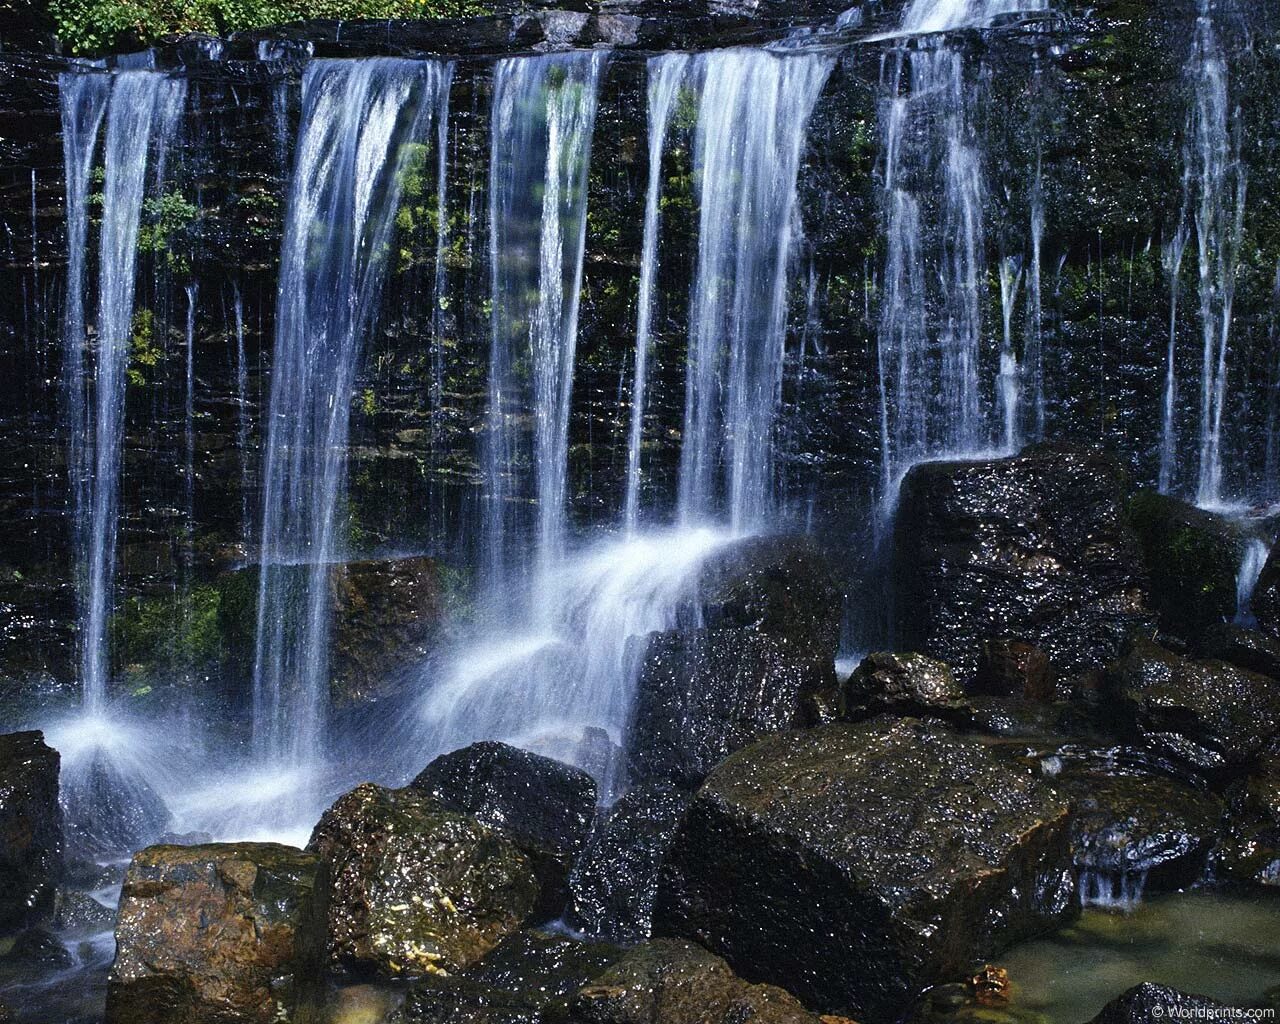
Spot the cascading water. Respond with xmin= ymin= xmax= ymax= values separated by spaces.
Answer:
xmin=899 ymin=0 xmax=1048 ymax=35
xmin=1184 ymin=0 xmax=1246 ymax=511
xmin=485 ymin=51 xmax=607 ymax=595
xmin=59 ymin=69 xmax=187 ymax=713
xmin=1026 ymin=148 xmax=1046 ymax=440
xmin=998 ymin=255 xmax=1024 ymax=453
xmin=624 ymin=53 xmax=689 ymax=534
xmin=1235 ymin=537 xmax=1271 ymax=627
xmin=419 ymin=46 xmax=828 ymax=791
xmin=1160 ymin=224 xmax=1191 ymax=495
xmin=677 ymin=48 xmax=833 ymax=532
xmin=252 ymin=58 xmax=451 ymax=765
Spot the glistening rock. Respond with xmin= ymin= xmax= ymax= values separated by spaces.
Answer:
xmin=654 ymin=719 xmax=1076 ymax=1020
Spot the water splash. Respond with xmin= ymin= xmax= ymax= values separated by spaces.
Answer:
xmin=624 ymin=53 xmax=690 ymax=534
xmin=253 ymin=59 xmax=451 ymax=763
xmin=1235 ymin=537 xmax=1270 ymax=627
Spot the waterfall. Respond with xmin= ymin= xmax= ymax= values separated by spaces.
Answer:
xmin=624 ymin=53 xmax=689 ymax=534
xmin=1184 ymin=1 xmax=1246 ymax=510
xmin=485 ymin=52 xmax=607 ymax=596
xmin=899 ymin=0 xmax=1048 ymax=34
xmin=232 ymin=282 xmax=250 ymax=536
xmin=677 ymin=48 xmax=833 ymax=531
xmin=876 ymin=42 xmax=989 ymax=517
xmin=430 ymin=65 xmax=455 ymax=439
xmin=1026 ymin=149 xmax=1046 ymax=439
xmin=1235 ymin=538 xmax=1270 ymax=627
xmin=1160 ymin=224 xmax=1191 ymax=494
xmin=998 ymin=255 xmax=1024 ymax=453
xmin=253 ymin=59 xmax=451 ymax=763
xmin=59 ymin=70 xmax=186 ymax=712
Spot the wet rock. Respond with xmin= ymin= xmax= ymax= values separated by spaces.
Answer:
xmin=1251 ymin=546 xmax=1280 ymax=638
xmin=0 ymin=730 xmax=62 ymax=930
xmin=411 ymin=742 xmax=596 ymax=921
xmin=1197 ymin=623 xmax=1280 ymax=679
xmin=1216 ymin=749 xmax=1280 ymax=887
xmin=692 ymin=535 xmax=843 ymax=653
xmin=974 ymin=640 xmax=1056 ymax=701
xmin=1054 ymin=770 xmax=1221 ymax=894
xmin=52 ymin=888 xmax=116 ymax=934
xmin=654 ymin=720 xmax=1076 ymax=1020
xmin=106 ymin=842 xmax=327 ymax=1024
xmin=1109 ymin=638 xmax=1280 ymax=776
xmin=391 ymin=975 xmax=543 ymax=1024
xmin=627 ymin=629 xmax=830 ymax=786
xmin=843 ymin=651 xmax=971 ymax=721
xmin=219 ymin=554 xmax=447 ymax=708
xmin=625 ymin=536 xmax=844 ymax=786
xmin=568 ymin=783 xmax=690 ymax=943
xmin=568 ymin=938 xmax=822 ymax=1024
xmin=308 ymin=783 xmax=538 ymax=977
xmin=1127 ymin=490 xmax=1253 ymax=639
xmin=0 ymin=927 xmax=72 ymax=968
xmin=894 ymin=445 xmax=1153 ymax=685
xmin=1088 ymin=983 xmax=1231 ymax=1024
xmin=466 ymin=929 xmax=622 ymax=1003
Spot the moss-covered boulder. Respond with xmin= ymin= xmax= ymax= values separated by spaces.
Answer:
xmin=569 ymin=938 xmax=823 ymax=1024
xmin=308 ymin=783 xmax=538 ymax=977
xmin=1127 ymin=490 xmax=1256 ymax=640
xmin=1108 ymin=638 xmax=1280 ymax=777
xmin=654 ymin=720 xmax=1076 ymax=1020
xmin=218 ymin=554 xmax=446 ymax=708
xmin=411 ymin=742 xmax=597 ymax=921
xmin=894 ymin=445 xmax=1153 ymax=685
xmin=106 ymin=843 xmax=327 ymax=1024
xmin=0 ymin=731 xmax=62 ymax=931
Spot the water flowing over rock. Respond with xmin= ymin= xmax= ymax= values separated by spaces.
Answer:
xmin=106 ymin=842 xmax=328 ymax=1024
xmin=410 ymin=741 xmax=597 ymax=920
xmin=654 ymin=719 xmax=1076 ymax=1020
xmin=893 ymin=446 xmax=1153 ymax=684
xmin=308 ymin=783 xmax=538 ymax=977
xmin=0 ymin=731 xmax=62 ymax=931
xmin=253 ymin=58 xmax=452 ymax=763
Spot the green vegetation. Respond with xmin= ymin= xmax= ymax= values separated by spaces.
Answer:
xmin=138 ymin=190 xmax=199 ymax=272
xmin=49 ymin=0 xmax=491 ymax=55
xmin=111 ymin=584 xmax=222 ymax=691
xmin=128 ymin=307 xmax=161 ymax=387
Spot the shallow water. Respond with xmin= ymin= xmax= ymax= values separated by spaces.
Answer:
xmin=998 ymin=890 xmax=1280 ymax=1022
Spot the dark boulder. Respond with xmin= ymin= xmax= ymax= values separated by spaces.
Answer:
xmin=1126 ymin=490 xmax=1256 ymax=639
xmin=1216 ymin=748 xmax=1280 ymax=887
xmin=1088 ymin=983 xmax=1231 ymax=1024
xmin=893 ymin=445 xmax=1152 ymax=684
xmin=654 ymin=720 xmax=1076 ymax=1020
xmin=411 ymin=741 xmax=596 ymax=921
xmin=1108 ymin=638 xmax=1280 ymax=776
xmin=106 ymin=843 xmax=328 ymax=1024
xmin=624 ymin=535 xmax=843 ymax=787
xmin=843 ymin=651 xmax=971 ymax=721
xmin=308 ymin=783 xmax=538 ymax=977
xmin=1197 ymin=623 xmax=1280 ymax=679
xmin=0 ymin=730 xmax=62 ymax=930
xmin=0 ymin=927 xmax=72 ymax=969
xmin=627 ymin=629 xmax=829 ymax=787
xmin=219 ymin=554 xmax=447 ymax=708
xmin=974 ymin=639 xmax=1056 ymax=701
xmin=52 ymin=888 xmax=116 ymax=934
xmin=568 ymin=938 xmax=823 ymax=1024
xmin=391 ymin=930 xmax=621 ymax=1024
xmin=568 ymin=783 xmax=690 ymax=943
xmin=1252 ymin=546 xmax=1280 ymax=639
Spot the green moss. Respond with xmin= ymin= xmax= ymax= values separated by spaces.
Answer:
xmin=49 ymin=0 xmax=491 ymax=55
xmin=128 ymin=307 xmax=160 ymax=388
xmin=111 ymin=584 xmax=222 ymax=688
xmin=137 ymin=190 xmax=199 ymax=273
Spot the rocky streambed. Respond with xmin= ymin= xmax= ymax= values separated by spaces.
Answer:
xmin=1 ymin=445 xmax=1279 ymax=1022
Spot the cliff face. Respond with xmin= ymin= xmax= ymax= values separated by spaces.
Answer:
xmin=1 ymin=0 xmax=1279 ymax=696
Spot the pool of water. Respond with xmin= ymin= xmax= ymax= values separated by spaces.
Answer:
xmin=991 ymin=890 xmax=1280 ymax=1023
